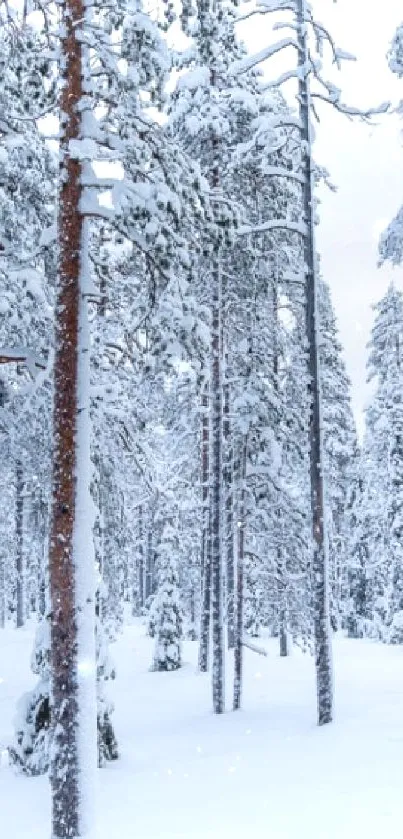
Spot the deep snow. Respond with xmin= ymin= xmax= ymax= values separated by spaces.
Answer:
xmin=1 ymin=621 xmax=402 ymax=838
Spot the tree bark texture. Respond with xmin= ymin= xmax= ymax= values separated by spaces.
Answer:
xmin=233 ymin=440 xmax=247 ymax=711
xmin=297 ymin=0 xmax=333 ymax=725
xmin=49 ymin=1 xmax=97 ymax=835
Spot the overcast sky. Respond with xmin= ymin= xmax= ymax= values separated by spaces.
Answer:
xmin=242 ymin=0 xmax=403 ymax=438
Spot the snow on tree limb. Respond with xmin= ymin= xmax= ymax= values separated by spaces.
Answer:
xmin=238 ymin=219 xmax=307 ymax=237
xmin=242 ymin=636 xmax=268 ymax=656
xmin=261 ymin=68 xmax=302 ymax=90
xmin=234 ymin=1 xmax=390 ymax=120
xmin=39 ymin=224 xmax=57 ymax=248
xmin=0 ymin=348 xmax=46 ymax=376
xmin=230 ymin=37 xmax=297 ymax=76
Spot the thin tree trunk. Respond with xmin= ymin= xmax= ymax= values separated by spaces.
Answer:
xmin=38 ymin=494 xmax=49 ymax=619
xmin=49 ymin=1 xmax=97 ymax=833
xmin=210 ymin=247 xmax=225 ymax=712
xmin=297 ymin=0 xmax=333 ymax=725
xmin=272 ymin=275 xmax=289 ymax=657
xmin=0 ymin=378 xmax=6 ymax=626
xmin=224 ymin=378 xmax=235 ymax=649
xmin=15 ymin=460 xmax=24 ymax=628
xmin=146 ymin=522 xmax=154 ymax=601
xmin=208 ymin=32 xmax=225 ymax=710
xmin=233 ymin=439 xmax=247 ymax=710
xmin=189 ymin=578 xmax=197 ymax=640
xmin=0 ymin=551 xmax=5 ymax=628
xmin=208 ymin=249 xmax=226 ymax=714
xmin=279 ymin=603 xmax=289 ymax=657
xmin=199 ymin=386 xmax=211 ymax=671
xmin=136 ymin=503 xmax=145 ymax=613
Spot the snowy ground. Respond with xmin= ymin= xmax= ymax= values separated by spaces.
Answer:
xmin=1 ymin=621 xmax=403 ymax=838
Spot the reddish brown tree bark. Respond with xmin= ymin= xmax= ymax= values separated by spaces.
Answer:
xmin=49 ymin=0 xmax=97 ymax=834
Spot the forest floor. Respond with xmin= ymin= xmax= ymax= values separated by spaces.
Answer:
xmin=1 ymin=619 xmax=403 ymax=838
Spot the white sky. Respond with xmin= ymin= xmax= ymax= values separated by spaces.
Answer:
xmin=241 ymin=0 xmax=403 ymax=438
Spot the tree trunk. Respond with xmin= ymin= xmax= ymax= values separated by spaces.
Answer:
xmin=49 ymin=1 xmax=97 ymax=834
xmin=271 ymin=274 xmax=289 ymax=657
xmin=137 ymin=503 xmax=145 ymax=612
xmin=189 ymin=577 xmax=197 ymax=640
xmin=15 ymin=460 xmax=24 ymax=628
xmin=210 ymin=252 xmax=225 ymax=714
xmin=279 ymin=605 xmax=289 ymax=657
xmin=297 ymin=0 xmax=333 ymax=725
xmin=0 ymin=551 xmax=5 ymax=628
xmin=146 ymin=521 xmax=154 ymax=601
xmin=199 ymin=386 xmax=211 ymax=671
xmin=224 ymin=378 xmax=235 ymax=649
xmin=0 ymin=378 xmax=6 ymax=627
xmin=233 ymin=439 xmax=247 ymax=711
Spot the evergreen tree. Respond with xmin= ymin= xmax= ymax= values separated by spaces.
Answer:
xmin=344 ymin=446 xmax=369 ymax=639
xmin=319 ymin=280 xmax=358 ymax=629
xmin=9 ymin=587 xmax=118 ymax=774
xmin=360 ymin=285 xmax=403 ymax=642
xmin=379 ymin=22 xmax=403 ymax=266
xmin=152 ymin=522 xmax=183 ymax=672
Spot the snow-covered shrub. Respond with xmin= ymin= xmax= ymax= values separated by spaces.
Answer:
xmin=388 ymin=610 xmax=403 ymax=645
xmin=9 ymin=588 xmax=118 ymax=773
xmin=145 ymin=593 xmax=157 ymax=638
xmin=360 ymin=615 xmax=386 ymax=642
xmin=9 ymin=619 xmax=51 ymax=775
xmin=244 ymin=555 xmax=265 ymax=638
xmin=96 ymin=589 xmax=119 ymax=765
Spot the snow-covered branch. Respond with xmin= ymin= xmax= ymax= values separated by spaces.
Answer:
xmin=231 ymin=37 xmax=297 ymax=76
xmin=242 ymin=637 xmax=268 ymax=656
xmin=238 ymin=219 xmax=307 ymax=237
xmin=0 ymin=348 xmax=46 ymax=377
xmin=261 ymin=68 xmax=302 ymax=90
xmin=310 ymin=90 xmax=389 ymax=120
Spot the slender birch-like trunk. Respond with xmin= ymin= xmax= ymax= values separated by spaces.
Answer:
xmin=49 ymin=0 xmax=97 ymax=834
xmin=224 ymin=376 xmax=235 ymax=649
xmin=297 ymin=0 xmax=333 ymax=725
xmin=271 ymin=276 xmax=288 ymax=657
xmin=198 ymin=385 xmax=211 ymax=671
xmin=146 ymin=521 xmax=154 ymax=601
xmin=0 ymin=550 xmax=5 ymax=628
xmin=137 ymin=503 xmax=145 ymax=613
xmin=207 ymin=0 xmax=225 ymax=714
xmin=233 ymin=438 xmax=247 ymax=710
xmin=0 ymin=377 xmax=6 ymax=627
xmin=210 ymin=250 xmax=225 ymax=713
xmin=15 ymin=459 xmax=24 ymax=628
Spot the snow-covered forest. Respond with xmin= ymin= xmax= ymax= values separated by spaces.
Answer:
xmin=1 ymin=1 xmax=403 ymax=837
